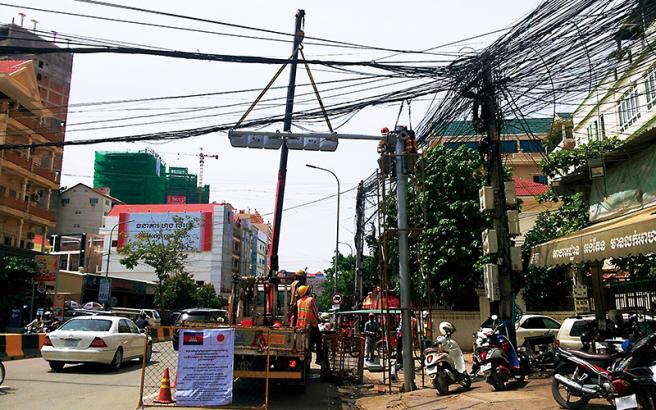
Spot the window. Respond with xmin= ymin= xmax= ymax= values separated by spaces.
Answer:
xmin=9 ymin=190 xmax=17 ymax=199
xmin=4 ymin=236 xmax=12 ymax=246
xmin=59 ymin=319 xmax=112 ymax=332
xmin=533 ymin=175 xmax=548 ymax=184
xmin=73 ymin=224 xmax=80 ymax=228
xmin=89 ymin=198 xmax=99 ymax=206
xmin=646 ymin=65 xmax=656 ymax=110
xmin=542 ymin=318 xmax=561 ymax=329
xmin=500 ymin=141 xmax=517 ymax=153
xmin=127 ymin=320 xmax=140 ymax=334
xmin=0 ymin=186 xmax=5 ymax=195
xmin=569 ymin=319 xmax=596 ymax=337
xmin=520 ymin=140 xmax=544 ymax=153
xmin=61 ymin=198 xmax=70 ymax=205
xmin=36 ymin=73 xmax=42 ymax=80
xmin=587 ymin=120 xmax=599 ymax=141
xmin=521 ymin=317 xmax=549 ymax=329
xmin=118 ymin=319 xmax=131 ymax=334
xmin=105 ymin=199 xmax=110 ymax=206
xmin=74 ymin=210 xmax=82 ymax=214
xmin=618 ymin=84 xmax=641 ymax=131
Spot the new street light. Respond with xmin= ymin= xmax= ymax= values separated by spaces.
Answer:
xmin=306 ymin=164 xmax=340 ymax=295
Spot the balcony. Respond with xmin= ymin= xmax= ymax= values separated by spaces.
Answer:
xmin=9 ymin=113 xmax=64 ymax=143
xmin=33 ymin=166 xmax=58 ymax=183
xmin=2 ymin=150 xmax=32 ymax=169
xmin=0 ymin=195 xmax=28 ymax=212
xmin=28 ymin=204 xmax=56 ymax=222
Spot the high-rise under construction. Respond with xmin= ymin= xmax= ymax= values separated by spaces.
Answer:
xmin=93 ymin=150 xmax=166 ymax=204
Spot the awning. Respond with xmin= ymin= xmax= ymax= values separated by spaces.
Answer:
xmin=530 ymin=204 xmax=656 ymax=267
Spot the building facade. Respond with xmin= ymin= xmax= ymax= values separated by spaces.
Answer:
xmin=94 ymin=150 xmax=166 ymax=205
xmin=54 ymin=183 xmax=124 ymax=235
xmin=0 ymin=60 xmax=63 ymax=251
xmin=100 ymin=203 xmax=235 ymax=294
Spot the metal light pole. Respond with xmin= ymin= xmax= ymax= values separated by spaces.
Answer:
xmin=105 ymin=219 xmax=134 ymax=277
xmin=306 ymin=164 xmax=340 ymax=295
xmin=338 ymin=242 xmax=353 ymax=256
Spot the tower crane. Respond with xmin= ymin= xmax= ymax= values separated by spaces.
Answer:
xmin=197 ymin=147 xmax=219 ymax=203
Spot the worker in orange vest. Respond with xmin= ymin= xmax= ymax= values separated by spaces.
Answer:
xmin=289 ymin=269 xmax=306 ymax=326
xmin=296 ymin=285 xmax=324 ymax=365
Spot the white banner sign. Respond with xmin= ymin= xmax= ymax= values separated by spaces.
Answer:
xmin=176 ymin=328 xmax=234 ymax=406
xmin=118 ymin=211 xmax=212 ymax=251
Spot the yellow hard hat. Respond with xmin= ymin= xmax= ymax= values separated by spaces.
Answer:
xmin=297 ymin=285 xmax=309 ymax=297
xmin=295 ymin=269 xmax=306 ymax=277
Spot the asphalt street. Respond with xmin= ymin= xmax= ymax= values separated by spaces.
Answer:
xmin=0 ymin=352 xmax=342 ymax=409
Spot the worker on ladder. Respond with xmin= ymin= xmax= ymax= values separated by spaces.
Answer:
xmin=289 ymin=269 xmax=306 ymax=326
xmin=296 ymin=285 xmax=324 ymax=366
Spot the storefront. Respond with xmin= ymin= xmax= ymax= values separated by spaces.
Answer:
xmin=82 ymin=274 xmax=156 ymax=308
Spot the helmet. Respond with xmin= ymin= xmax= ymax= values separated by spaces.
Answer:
xmin=438 ymin=321 xmax=456 ymax=336
xmin=295 ymin=269 xmax=306 ymax=277
xmin=297 ymin=285 xmax=309 ymax=297
xmin=368 ymin=312 xmax=375 ymax=318
xmin=44 ymin=311 xmax=52 ymax=318
xmin=422 ymin=310 xmax=429 ymax=318
xmin=608 ymin=309 xmax=623 ymax=325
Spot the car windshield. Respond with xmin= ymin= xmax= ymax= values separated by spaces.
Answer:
xmin=181 ymin=313 xmax=210 ymax=322
xmin=59 ymin=319 xmax=112 ymax=332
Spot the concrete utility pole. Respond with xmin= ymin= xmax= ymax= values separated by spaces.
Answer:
xmin=482 ymin=65 xmax=514 ymax=334
xmin=354 ymin=181 xmax=365 ymax=304
xmin=394 ymin=127 xmax=415 ymax=392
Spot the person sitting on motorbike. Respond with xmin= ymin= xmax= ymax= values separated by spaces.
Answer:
xmin=25 ymin=312 xmax=44 ymax=333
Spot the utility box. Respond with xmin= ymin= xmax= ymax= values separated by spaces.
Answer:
xmin=507 ymin=210 xmax=520 ymax=236
xmin=504 ymin=180 xmax=516 ymax=206
xmin=484 ymin=264 xmax=500 ymax=301
xmin=482 ymin=229 xmax=498 ymax=254
xmin=479 ymin=186 xmax=494 ymax=212
xmin=510 ymin=246 xmax=522 ymax=271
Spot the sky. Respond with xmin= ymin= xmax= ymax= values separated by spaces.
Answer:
xmin=3 ymin=0 xmax=542 ymax=272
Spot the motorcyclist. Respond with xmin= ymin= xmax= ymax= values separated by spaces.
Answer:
xmin=25 ymin=312 xmax=44 ymax=333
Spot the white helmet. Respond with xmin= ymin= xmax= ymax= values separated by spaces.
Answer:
xmin=438 ymin=321 xmax=455 ymax=336
xmin=422 ymin=310 xmax=429 ymax=318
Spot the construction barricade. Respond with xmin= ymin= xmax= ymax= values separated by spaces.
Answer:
xmin=137 ymin=326 xmax=272 ymax=409
xmin=321 ymin=333 xmax=364 ymax=383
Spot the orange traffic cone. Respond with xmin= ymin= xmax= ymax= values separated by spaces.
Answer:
xmin=171 ymin=371 xmax=178 ymax=389
xmin=153 ymin=367 xmax=175 ymax=404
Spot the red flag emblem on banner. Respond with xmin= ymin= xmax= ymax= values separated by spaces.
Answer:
xmin=183 ymin=331 xmax=204 ymax=345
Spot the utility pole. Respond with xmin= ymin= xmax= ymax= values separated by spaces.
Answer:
xmin=394 ymin=127 xmax=414 ymax=392
xmin=354 ymin=180 xmax=365 ymax=305
xmin=482 ymin=64 xmax=514 ymax=335
xmin=267 ymin=10 xmax=304 ymax=278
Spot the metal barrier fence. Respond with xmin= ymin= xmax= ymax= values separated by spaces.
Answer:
xmin=322 ymin=334 xmax=364 ymax=383
xmin=137 ymin=327 xmax=269 ymax=409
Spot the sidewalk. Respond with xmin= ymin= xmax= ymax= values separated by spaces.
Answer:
xmin=343 ymin=358 xmax=612 ymax=410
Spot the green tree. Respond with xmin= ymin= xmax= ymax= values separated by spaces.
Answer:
xmin=0 ymin=256 xmax=37 ymax=327
xmin=196 ymin=283 xmax=227 ymax=308
xmin=119 ymin=216 xmax=196 ymax=306
xmin=316 ymin=253 xmax=378 ymax=311
xmin=158 ymin=272 xmax=198 ymax=310
xmin=408 ymin=144 xmax=489 ymax=310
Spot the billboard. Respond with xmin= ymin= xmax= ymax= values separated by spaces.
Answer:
xmin=166 ymin=195 xmax=187 ymax=204
xmin=35 ymin=255 xmax=59 ymax=282
xmin=117 ymin=211 xmax=212 ymax=251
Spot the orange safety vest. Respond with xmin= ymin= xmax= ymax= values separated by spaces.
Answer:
xmin=290 ymin=279 xmax=302 ymax=307
xmin=296 ymin=296 xmax=318 ymax=328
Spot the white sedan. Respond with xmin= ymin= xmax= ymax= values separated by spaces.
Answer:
xmin=41 ymin=315 xmax=152 ymax=371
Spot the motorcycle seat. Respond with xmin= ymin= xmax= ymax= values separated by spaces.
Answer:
xmin=568 ymin=350 xmax=613 ymax=362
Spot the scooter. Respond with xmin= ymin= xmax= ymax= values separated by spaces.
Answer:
xmin=424 ymin=321 xmax=471 ymax=395
xmin=473 ymin=315 xmax=529 ymax=391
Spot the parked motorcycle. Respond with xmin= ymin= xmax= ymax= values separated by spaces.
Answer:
xmin=473 ymin=315 xmax=529 ymax=391
xmin=424 ymin=321 xmax=471 ymax=395
xmin=552 ymin=333 xmax=656 ymax=409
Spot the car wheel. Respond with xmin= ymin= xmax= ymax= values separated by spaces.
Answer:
xmin=110 ymin=348 xmax=123 ymax=371
xmin=49 ymin=361 xmax=65 ymax=371
xmin=145 ymin=343 xmax=153 ymax=363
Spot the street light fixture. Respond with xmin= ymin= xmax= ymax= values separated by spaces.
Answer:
xmin=338 ymin=242 xmax=353 ymax=256
xmin=306 ymin=164 xmax=340 ymax=295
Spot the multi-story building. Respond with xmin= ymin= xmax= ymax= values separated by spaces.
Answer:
xmin=433 ymin=116 xmax=570 ymax=184
xmin=0 ymin=60 xmax=64 ymax=253
xmin=54 ymin=183 xmax=124 ymax=235
xmin=306 ymin=271 xmax=327 ymax=296
xmin=237 ymin=210 xmax=271 ymax=276
xmin=101 ymin=203 xmax=235 ymax=294
xmin=94 ymin=150 xmax=166 ymax=205
xmin=165 ymin=167 xmax=210 ymax=204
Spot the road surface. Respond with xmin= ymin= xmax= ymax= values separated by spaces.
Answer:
xmin=1 ymin=356 xmax=342 ymax=409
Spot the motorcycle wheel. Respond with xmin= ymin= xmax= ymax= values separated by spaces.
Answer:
xmin=550 ymin=365 xmax=590 ymax=410
xmin=637 ymin=393 xmax=656 ymax=410
xmin=459 ymin=373 xmax=472 ymax=389
xmin=433 ymin=371 xmax=450 ymax=395
xmin=487 ymin=370 xmax=506 ymax=391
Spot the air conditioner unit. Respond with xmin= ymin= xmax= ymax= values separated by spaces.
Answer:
xmin=484 ymin=263 xmax=500 ymax=301
xmin=510 ymin=246 xmax=522 ymax=271
xmin=479 ymin=186 xmax=494 ymax=212
xmin=482 ymin=229 xmax=498 ymax=254
xmin=507 ymin=210 xmax=520 ymax=236
xmin=504 ymin=180 xmax=516 ymax=206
